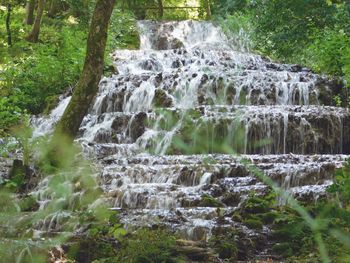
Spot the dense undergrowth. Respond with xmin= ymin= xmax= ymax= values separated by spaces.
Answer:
xmin=0 ymin=5 xmax=139 ymax=137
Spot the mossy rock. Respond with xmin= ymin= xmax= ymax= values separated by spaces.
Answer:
xmin=242 ymin=194 xmax=272 ymax=214
xmin=260 ymin=211 xmax=279 ymax=224
xmin=273 ymin=228 xmax=293 ymax=241
xmin=19 ymin=195 xmax=39 ymax=212
xmin=239 ymin=88 xmax=247 ymax=104
xmin=272 ymin=242 xmax=293 ymax=258
xmin=232 ymin=211 xmax=243 ymax=222
xmin=200 ymin=194 xmax=224 ymax=207
xmin=210 ymin=228 xmax=237 ymax=261
xmin=243 ymin=218 xmax=263 ymax=230
xmin=153 ymin=89 xmax=173 ymax=108
xmin=216 ymin=242 xmax=238 ymax=260
xmin=67 ymin=237 xmax=117 ymax=262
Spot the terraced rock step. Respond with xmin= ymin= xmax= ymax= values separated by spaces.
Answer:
xmin=79 ymin=105 xmax=350 ymax=155
xmin=96 ymin=154 xmax=346 ymax=238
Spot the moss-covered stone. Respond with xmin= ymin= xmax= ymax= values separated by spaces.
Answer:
xmin=217 ymin=242 xmax=238 ymax=260
xmin=242 ymin=193 xmax=274 ymax=214
xmin=231 ymin=211 xmax=243 ymax=222
xmin=152 ymin=89 xmax=173 ymax=108
xmin=260 ymin=211 xmax=279 ymax=224
xmin=244 ymin=218 xmax=263 ymax=230
xmin=199 ymin=194 xmax=224 ymax=207
xmin=19 ymin=195 xmax=39 ymax=212
xmin=67 ymin=237 xmax=117 ymax=262
xmin=210 ymin=228 xmax=237 ymax=261
xmin=272 ymin=242 xmax=293 ymax=257
xmin=239 ymin=88 xmax=247 ymax=104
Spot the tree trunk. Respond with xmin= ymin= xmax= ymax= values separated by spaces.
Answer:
xmin=205 ymin=0 xmax=211 ymax=19
xmin=26 ymin=0 xmax=46 ymax=43
xmin=48 ymin=0 xmax=61 ymax=17
xmin=157 ymin=0 xmax=163 ymax=18
xmin=6 ymin=4 xmax=12 ymax=46
xmin=52 ymin=0 xmax=116 ymax=144
xmin=24 ymin=0 xmax=36 ymax=25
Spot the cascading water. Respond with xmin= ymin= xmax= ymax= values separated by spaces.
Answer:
xmin=32 ymin=20 xmax=350 ymax=258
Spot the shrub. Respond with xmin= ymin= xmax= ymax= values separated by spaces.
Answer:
xmin=2 ymin=25 xmax=86 ymax=115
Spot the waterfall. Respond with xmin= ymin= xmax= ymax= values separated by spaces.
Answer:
xmin=31 ymin=20 xmax=350 ymax=244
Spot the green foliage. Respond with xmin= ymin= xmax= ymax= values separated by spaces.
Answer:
xmin=272 ymin=242 xmax=293 ymax=258
xmin=252 ymin=0 xmax=339 ymax=60
xmin=2 ymin=24 xmax=86 ymax=115
xmin=107 ymin=8 xmax=140 ymax=51
xmin=212 ymin=0 xmax=249 ymax=15
xmin=215 ymin=13 xmax=253 ymax=51
xmin=273 ymin=209 xmax=313 ymax=253
xmin=328 ymin=159 xmax=350 ymax=206
xmin=242 ymin=191 xmax=276 ymax=214
xmin=66 ymin=211 xmax=124 ymax=262
xmin=0 ymin=5 xmax=140 ymax=135
xmin=116 ymin=0 xmax=208 ymax=20
xmin=215 ymin=0 xmax=350 ymax=98
xmin=116 ymin=228 xmax=180 ymax=263
xmin=0 ymin=133 xmax=115 ymax=262
xmin=0 ymin=97 xmax=23 ymax=136
xmin=244 ymin=218 xmax=263 ymax=230
xmin=305 ymin=29 xmax=350 ymax=78
xmin=65 ymin=0 xmax=92 ymax=23
xmin=209 ymin=229 xmax=237 ymax=260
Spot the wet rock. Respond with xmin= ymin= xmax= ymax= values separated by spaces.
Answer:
xmin=139 ymin=58 xmax=162 ymax=71
xmin=222 ymin=192 xmax=241 ymax=206
xmin=290 ymin=64 xmax=303 ymax=72
xmin=176 ymin=241 xmax=216 ymax=262
xmin=315 ymin=77 xmax=347 ymax=106
xmin=153 ymin=89 xmax=173 ymax=108
xmin=0 ymin=157 xmax=13 ymax=184
xmin=111 ymin=115 xmax=129 ymax=133
xmin=156 ymin=37 xmax=184 ymax=50
xmin=129 ymin=112 xmax=147 ymax=141
xmin=199 ymin=194 xmax=224 ymax=207
xmin=177 ymin=167 xmax=198 ymax=186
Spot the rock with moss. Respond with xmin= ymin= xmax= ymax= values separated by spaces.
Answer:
xmin=153 ymin=89 xmax=173 ymax=108
xmin=19 ymin=195 xmax=39 ymax=212
xmin=199 ymin=194 xmax=224 ymax=207
xmin=272 ymin=242 xmax=293 ymax=258
xmin=210 ymin=228 xmax=238 ymax=261
xmin=243 ymin=218 xmax=263 ymax=230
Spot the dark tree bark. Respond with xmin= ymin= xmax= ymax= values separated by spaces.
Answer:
xmin=205 ymin=0 xmax=211 ymax=19
xmin=6 ymin=3 xmax=12 ymax=46
xmin=48 ymin=0 xmax=61 ymax=17
xmin=24 ymin=0 xmax=36 ymax=25
xmin=26 ymin=0 xmax=46 ymax=43
xmin=52 ymin=0 xmax=116 ymax=142
xmin=157 ymin=0 xmax=163 ymax=18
